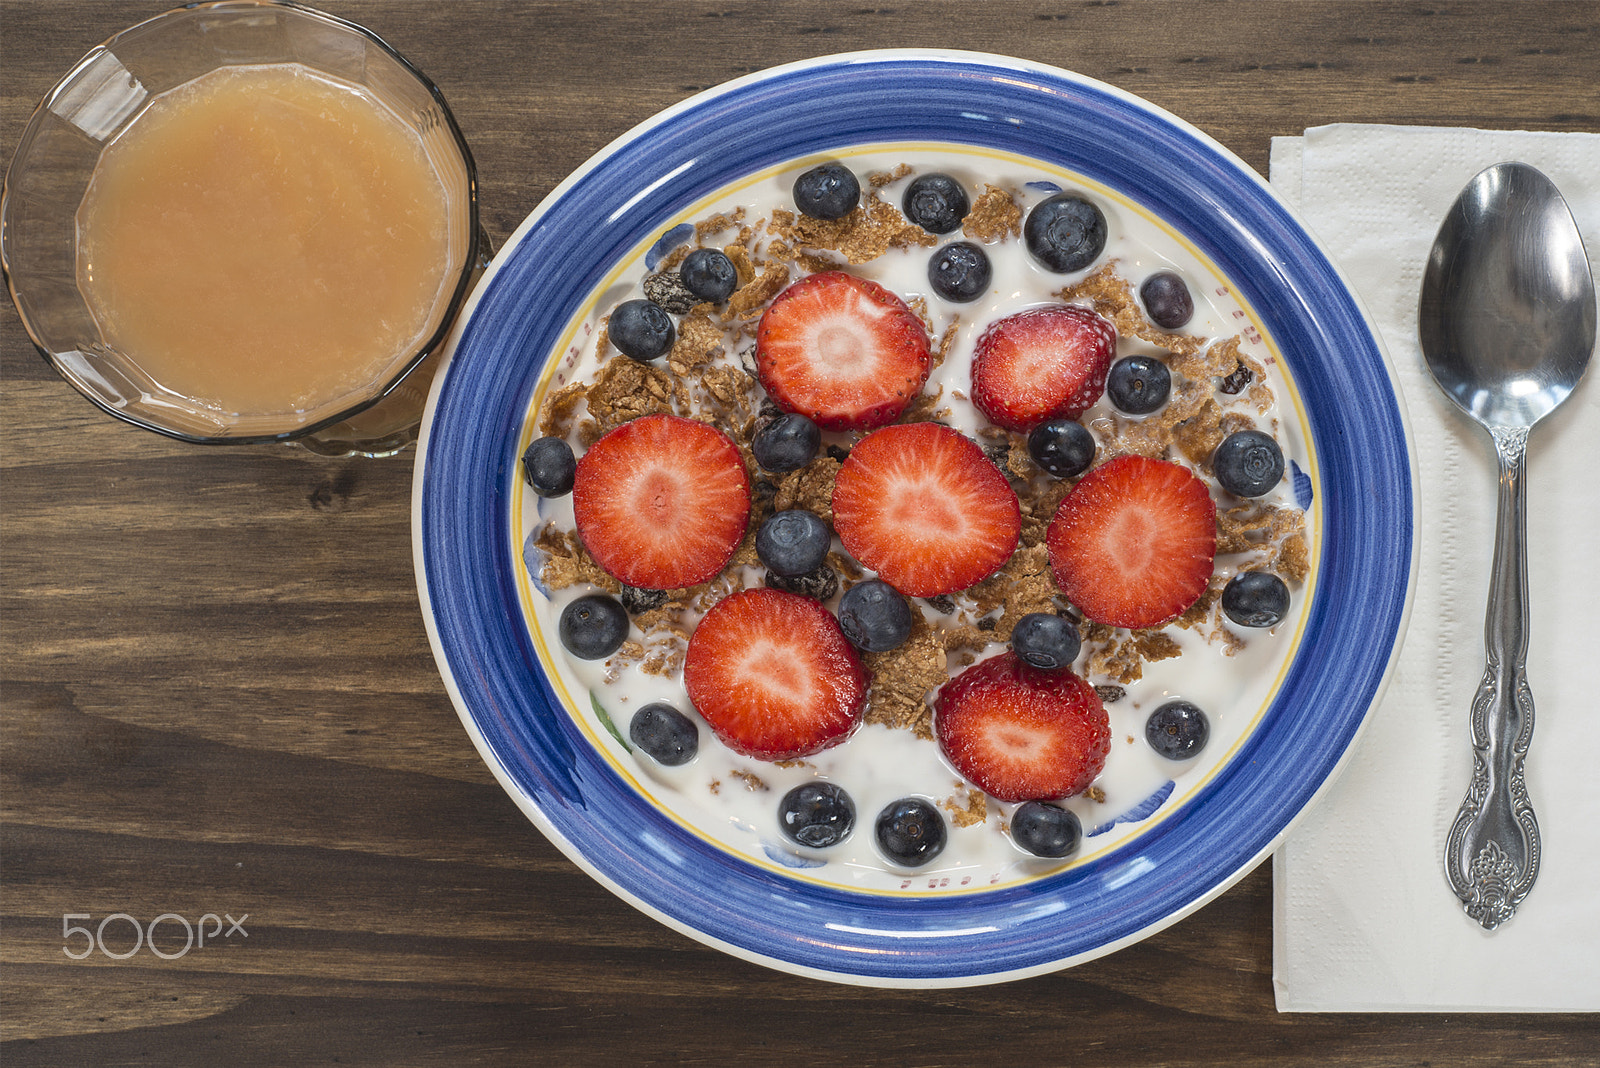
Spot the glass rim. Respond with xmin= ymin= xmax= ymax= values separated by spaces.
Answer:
xmin=0 ymin=0 xmax=484 ymax=446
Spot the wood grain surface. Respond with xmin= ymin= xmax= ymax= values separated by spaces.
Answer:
xmin=4 ymin=2 xmax=1599 ymax=1064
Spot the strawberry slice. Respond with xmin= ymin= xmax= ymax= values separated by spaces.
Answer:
xmin=970 ymin=304 xmax=1117 ymax=431
xmin=935 ymin=651 xmax=1110 ymax=802
xmin=572 ymin=413 xmax=751 ymax=590
xmin=755 ymin=271 xmax=932 ymax=431
xmin=1046 ymin=454 xmax=1216 ymax=629
xmin=684 ymin=587 xmax=869 ymax=760
xmin=832 ymin=422 xmax=1020 ymax=597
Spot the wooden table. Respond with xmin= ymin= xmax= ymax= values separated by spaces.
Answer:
xmin=4 ymin=2 xmax=1598 ymax=1063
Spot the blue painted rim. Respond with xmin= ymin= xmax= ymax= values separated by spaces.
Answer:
xmin=415 ymin=52 xmax=1414 ymax=985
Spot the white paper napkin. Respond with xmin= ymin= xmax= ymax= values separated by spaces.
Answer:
xmin=1268 ymin=124 xmax=1600 ymax=1012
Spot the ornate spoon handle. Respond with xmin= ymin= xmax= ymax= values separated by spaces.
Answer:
xmin=1443 ymin=425 xmax=1541 ymax=930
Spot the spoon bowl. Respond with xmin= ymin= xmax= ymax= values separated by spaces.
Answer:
xmin=1419 ymin=161 xmax=1595 ymax=930
xmin=1422 ymin=162 xmax=1596 ymax=428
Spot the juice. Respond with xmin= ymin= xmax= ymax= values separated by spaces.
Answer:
xmin=76 ymin=63 xmax=453 ymax=422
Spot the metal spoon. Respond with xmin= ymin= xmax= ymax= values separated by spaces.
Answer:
xmin=1419 ymin=161 xmax=1595 ymax=930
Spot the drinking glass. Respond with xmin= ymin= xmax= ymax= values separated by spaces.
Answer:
xmin=1 ymin=0 xmax=485 ymax=456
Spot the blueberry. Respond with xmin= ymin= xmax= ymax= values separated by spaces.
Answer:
xmin=679 ymin=247 xmax=738 ymax=303
xmin=1140 ymin=270 xmax=1194 ymax=329
xmin=609 ymin=298 xmax=675 ymax=361
xmin=1146 ymin=699 xmax=1209 ymax=760
xmin=1027 ymin=419 xmax=1096 ymax=478
xmin=1212 ymin=430 xmax=1285 ymax=497
xmin=793 ymin=162 xmax=860 ymax=220
xmin=521 ymin=436 xmax=576 ymax=497
xmin=1105 ymin=355 xmax=1172 ymax=415
xmin=875 ymin=797 xmax=947 ymax=867
xmin=1010 ymin=612 xmax=1081 ymax=670
xmin=756 ymin=509 xmax=831 ymax=578
xmin=902 ymin=172 xmax=969 ymax=234
xmin=1024 ymin=193 xmax=1107 ymax=273
xmin=558 ymin=594 xmax=630 ymax=660
xmin=629 ymin=702 xmax=699 ymax=766
xmin=927 ymin=241 xmax=992 ymax=303
xmin=778 ymin=782 xmax=856 ymax=848
xmin=1010 ymin=801 xmax=1082 ymax=859
xmin=751 ymin=412 xmax=821 ymax=472
xmin=838 ymin=579 xmax=914 ymax=653
xmin=1222 ymin=570 xmax=1291 ymax=628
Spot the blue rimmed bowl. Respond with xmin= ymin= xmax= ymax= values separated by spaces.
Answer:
xmin=412 ymin=50 xmax=1415 ymax=986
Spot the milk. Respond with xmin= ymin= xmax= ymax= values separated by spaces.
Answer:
xmin=510 ymin=146 xmax=1316 ymax=895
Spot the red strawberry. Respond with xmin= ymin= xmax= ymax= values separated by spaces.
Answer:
xmin=969 ymin=305 xmax=1117 ymax=431
xmin=935 ymin=651 xmax=1110 ymax=802
xmin=683 ymin=587 xmax=869 ymax=760
xmin=755 ymin=271 xmax=932 ymax=431
xmin=572 ymin=413 xmax=751 ymax=590
xmin=1046 ymin=455 xmax=1216 ymax=629
xmin=832 ymin=422 xmax=1020 ymax=597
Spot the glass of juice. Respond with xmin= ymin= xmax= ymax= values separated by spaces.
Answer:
xmin=1 ymin=1 xmax=484 ymax=456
